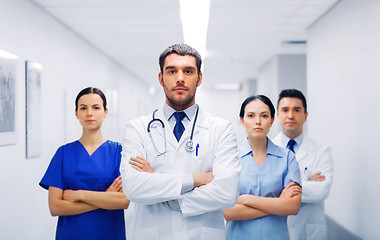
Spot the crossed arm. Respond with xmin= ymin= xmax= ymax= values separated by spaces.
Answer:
xmin=48 ymin=176 xmax=130 ymax=216
xmin=130 ymin=156 xmax=213 ymax=187
xmin=302 ymin=147 xmax=334 ymax=203
xmin=223 ymin=182 xmax=302 ymax=221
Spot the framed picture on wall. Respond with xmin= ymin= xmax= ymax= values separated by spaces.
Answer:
xmin=0 ymin=56 xmax=17 ymax=147
xmin=25 ymin=61 xmax=42 ymax=159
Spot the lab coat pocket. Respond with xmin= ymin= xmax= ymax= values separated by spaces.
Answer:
xmin=131 ymin=226 xmax=158 ymax=240
xmin=201 ymin=226 xmax=225 ymax=240
xmin=192 ymin=147 xmax=214 ymax=172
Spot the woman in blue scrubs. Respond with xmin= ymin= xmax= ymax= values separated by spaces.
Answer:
xmin=224 ymin=95 xmax=302 ymax=240
xmin=40 ymin=87 xmax=129 ymax=240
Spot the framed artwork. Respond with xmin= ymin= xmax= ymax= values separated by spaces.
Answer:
xmin=25 ymin=61 xmax=42 ymax=159
xmin=0 ymin=57 xmax=16 ymax=146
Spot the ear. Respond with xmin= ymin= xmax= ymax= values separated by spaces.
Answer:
xmin=270 ymin=118 xmax=274 ymax=126
xmin=240 ymin=117 xmax=244 ymax=125
xmin=158 ymin=72 xmax=164 ymax=87
xmin=196 ymin=72 xmax=203 ymax=87
xmin=304 ymin=111 xmax=308 ymax=122
xmin=104 ymin=109 xmax=108 ymax=119
xmin=75 ymin=111 xmax=78 ymax=119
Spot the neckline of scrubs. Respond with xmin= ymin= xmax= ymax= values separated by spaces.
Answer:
xmin=247 ymin=140 xmax=269 ymax=169
xmin=76 ymin=140 xmax=109 ymax=157
xmin=242 ymin=138 xmax=282 ymax=170
xmin=253 ymin=154 xmax=268 ymax=169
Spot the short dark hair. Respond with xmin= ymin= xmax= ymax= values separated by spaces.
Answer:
xmin=239 ymin=95 xmax=275 ymax=119
xmin=277 ymin=89 xmax=307 ymax=113
xmin=159 ymin=43 xmax=202 ymax=74
xmin=75 ymin=87 xmax=107 ymax=111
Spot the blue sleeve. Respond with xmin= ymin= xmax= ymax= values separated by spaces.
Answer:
xmin=283 ymin=150 xmax=302 ymax=187
xmin=39 ymin=146 xmax=64 ymax=190
xmin=116 ymin=142 xmax=122 ymax=177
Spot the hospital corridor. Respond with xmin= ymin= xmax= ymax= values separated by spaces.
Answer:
xmin=0 ymin=0 xmax=378 ymax=239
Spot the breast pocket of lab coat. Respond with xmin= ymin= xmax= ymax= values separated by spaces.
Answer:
xmin=191 ymin=147 xmax=214 ymax=172
xmin=299 ymin=151 xmax=317 ymax=181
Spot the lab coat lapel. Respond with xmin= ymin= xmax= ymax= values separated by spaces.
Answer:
xmin=155 ymin=109 xmax=178 ymax=149
xmin=193 ymin=109 xmax=210 ymax=136
xmin=178 ymin=108 xmax=209 ymax=147
xmin=296 ymin=136 xmax=311 ymax=163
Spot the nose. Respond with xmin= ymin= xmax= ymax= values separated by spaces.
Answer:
xmin=87 ymin=108 xmax=93 ymax=116
xmin=176 ymin=71 xmax=185 ymax=84
xmin=288 ymin=110 xmax=294 ymax=119
xmin=255 ymin=116 xmax=261 ymax=125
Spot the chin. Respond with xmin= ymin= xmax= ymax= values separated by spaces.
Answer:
xmin=285 ymin=127 xmax=296 ymax=131
xmin=251 ymin=133 xmax=266 ymax=138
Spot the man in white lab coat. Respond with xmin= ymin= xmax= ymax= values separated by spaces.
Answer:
xmin=272 ymin=89 xmax=333 ymax=240
xmin=120 ymin=43 xmax=241 ymax=240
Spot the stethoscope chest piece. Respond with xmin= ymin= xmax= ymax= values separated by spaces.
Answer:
xmin=185 ymin=140 xmax=195 ymax=152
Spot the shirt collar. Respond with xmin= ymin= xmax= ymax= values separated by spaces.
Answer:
xmin=239 ymin=138 xmax=253 ymax=158
xmin=266 ymin=138 xmax=283 ymax=157
xmin=239 ymin=138 xmax=283 ymax=159
xmin=163 ymin=102 xmax=197 ymax=121
xmin=278 ymin=131 xmax=304 ymax=147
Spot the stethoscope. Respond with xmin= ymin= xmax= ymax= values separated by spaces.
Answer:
xmin=147 ymin=106 xmax=199 ymax=156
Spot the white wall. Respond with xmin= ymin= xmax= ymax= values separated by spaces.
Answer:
xmin=197 ymin=87 xmax=246 ymax=144
xmin=278 ymin=55 xmax=307 ymax=95
xmin=307 ymin=0 xmax=380 ymax=239
xmin=257 ymin=56 xmax=279 ymax=101
xmin=0 ymin=0 xmax=150 ymax=239
xmin=258 ymin=55 xmax=307 ymax=99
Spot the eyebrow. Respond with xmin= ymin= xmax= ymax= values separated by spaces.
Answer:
xmin=246 ymin=111 xmax=270 ymax=114
xmin=79 ymin=104 xmax=100 ymax=107
xmin=280 ymin=106 xmax=302 ymax=110
xmin=165 ymin=66 xmax=196 ymax=70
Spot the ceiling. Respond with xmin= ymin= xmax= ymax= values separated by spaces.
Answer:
xmin=29 ymin=0 xmax=339 ymax=89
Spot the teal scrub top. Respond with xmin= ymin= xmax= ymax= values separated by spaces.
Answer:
xmin=226 ymin=138 xmax=301 ymax=240
xmin=40 ymin=140 xmax=126 ymax=240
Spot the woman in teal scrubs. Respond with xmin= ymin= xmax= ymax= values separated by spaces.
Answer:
xmin=40 ymin=87 xmax=129 ymax=240
xmin=224 ymin=95 xmax=302 ymax=240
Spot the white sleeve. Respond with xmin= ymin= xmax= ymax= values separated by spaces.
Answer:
xmin=301 ymin=146 xmax=334 ymax=203
xmin=179 ymin=122 xmax=241 ymax=217
xmin=120 ymin=120 xmax=185 ymax=205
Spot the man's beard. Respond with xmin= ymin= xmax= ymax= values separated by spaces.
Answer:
xmin=166 ymin=93 xmax=195 ymax=109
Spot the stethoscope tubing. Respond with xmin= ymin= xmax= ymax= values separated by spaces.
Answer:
xmin=147 ymin=106 xmax=199 ymax=155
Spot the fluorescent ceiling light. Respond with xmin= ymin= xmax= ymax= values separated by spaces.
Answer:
xmin=0 ymin=49 xmax=18 ymax=59
xmin=214 ymin=83 xmax=241 ymax=90
xmin=180 ymin=0 xmax=210 ymax=59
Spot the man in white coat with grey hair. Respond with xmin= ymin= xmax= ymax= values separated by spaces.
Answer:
xmin=272 ymin=89 xmax=333 ymax=240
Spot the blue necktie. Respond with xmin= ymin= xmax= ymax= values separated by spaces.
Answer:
xmin=287 ymin=139 xmax=296 ymax=153
xmin=173 ymin=112 xmax=186 ymax=142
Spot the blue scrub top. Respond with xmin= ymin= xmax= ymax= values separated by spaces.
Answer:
xmin=40 ymin=140 xmax=126 ymax=240
xmin=226 ymin=138 xmax=301 ymax=240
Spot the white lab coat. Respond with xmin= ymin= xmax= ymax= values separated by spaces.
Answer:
xmin=272 ymin=133 xmax=333 ymax=240
xmin=121 ymin=107 xmax=241 ymax=240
